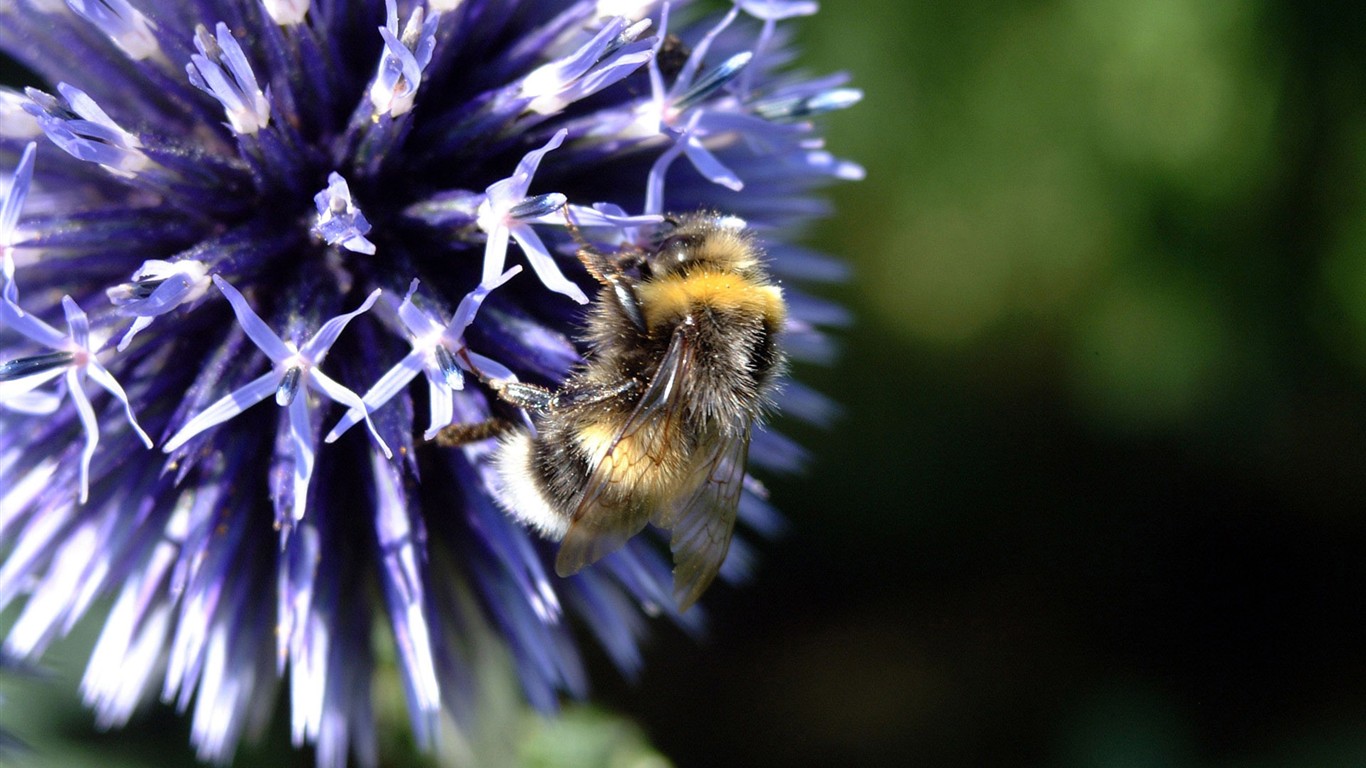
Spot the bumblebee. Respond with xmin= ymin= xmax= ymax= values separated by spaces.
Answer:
xmin=454 ymin=213 xmax=786 ymax=610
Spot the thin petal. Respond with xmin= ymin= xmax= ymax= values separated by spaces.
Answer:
xmin=85 ymin=361 xmax=152 ymax=448
xmin=300 ymin=288 xmax=381 ymax=363
xmin=212 ymin=276 xmax=291 ymax=363
xmin=0 ymin=297 xmax=66 ymax=349
xmin=684 ymin=131 xmax=744 ymax=191
xmin=509 ymin=225 xmax=588 ymax=304
xmin=504 ymin=129 xmax=567 ymax=200
xmin=1 ymin=387 xmax=61 ymax=415
xmin=67 ymin=368 xmax=97 ymax=504
xmin=310 ymin=369 xmax=392 ymax=459
xmin=421 ymin=378 xmax=453 ymax=441
xmin=325 ymin=351 xmax=423 ymax=443
xmin=481 ymin=222 xmax=511 ymax=287
xmin=673 ymin=5 xmax=740 ymax=93
xmin=448 ymin=266 xmax=522 ymax=339
xmin=61 ymin=296 xmax=90 ymax=351
xmin=288 ymin=393 xmax=314 ymax=523
xmin=0 ymin=141 xmax=35 ymax=247
xmin=162 ymin=371 xmax=278 ymax=453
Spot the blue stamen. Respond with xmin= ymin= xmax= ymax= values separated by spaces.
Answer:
xmin=508 ymin=192 xmax=567 ymax=221
xmin=0 ymin=351 xmax=74 ymax=381
xmin=433 ymin=344 xmax=464 ymax=389
xmin=673 ymin=51 xmax=752 ymax=112
xmin=276 ymin=366 xmax=302 ymax=406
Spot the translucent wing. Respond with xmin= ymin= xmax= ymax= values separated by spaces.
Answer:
xmin=554 ymin=322 xmax=697 ymax=577
xmin=660 ymin=423 xmax=750 ymax=611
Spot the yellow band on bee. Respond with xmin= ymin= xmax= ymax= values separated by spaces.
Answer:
xmin=637 ymin=271 xmax=786 ymax=330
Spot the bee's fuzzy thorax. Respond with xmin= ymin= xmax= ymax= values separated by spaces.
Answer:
xmin=636 ymin=270 xmax=786 ymax=331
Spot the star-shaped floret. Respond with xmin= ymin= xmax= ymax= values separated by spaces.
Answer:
xmin=106 ymin=259 xmax=211 ymax=351
xmin=0 ymin=294 xmax=152 ymax=503
xmin=634 ymin=4 xmax=750 ymax=213
xmin=163 ymin=277 xmax=390 ymax=523
xmin=327 ymin=266 xmax=523 ymax=444
xmin=188 ymin=22 xmax=271 ymax=136
xmin=519 ymin=15 xmax=656 ymax=116
xmin=310 ymin=172 xmax=375 ymax=255
xmin=369 ymin=0 xmax=440 ymax=119
xmin=475 ymin=129 xmax=589 ymax=304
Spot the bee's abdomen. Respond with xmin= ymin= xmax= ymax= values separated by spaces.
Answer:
xmin=493 ymin=420 xmax=593 ymax=540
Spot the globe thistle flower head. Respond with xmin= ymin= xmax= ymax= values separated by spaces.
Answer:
xmin=0 ymin=0 xmax=860 ymax=764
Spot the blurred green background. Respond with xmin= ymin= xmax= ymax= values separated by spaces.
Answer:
xmin=7 ymin=0 xmax=1366 ymax=766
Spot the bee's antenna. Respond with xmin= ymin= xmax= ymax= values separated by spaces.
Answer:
xmin=456 ymin=346 xmax=489 ymax=383
xmin=563 ymin=203 xmax=592 ymax=250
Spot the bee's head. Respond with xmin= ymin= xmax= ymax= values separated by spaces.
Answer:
xmin=645 ymin=213 xmax=757 ymax=279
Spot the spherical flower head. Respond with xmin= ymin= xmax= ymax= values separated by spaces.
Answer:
xmin=0 ymin=1 xmax=859 ymax=765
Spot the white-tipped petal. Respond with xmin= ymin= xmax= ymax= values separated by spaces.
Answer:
xmin=162 ymin=372 xmax=278 ymax=453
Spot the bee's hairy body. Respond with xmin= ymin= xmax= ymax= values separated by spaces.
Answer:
xmin=491 ymin=214 xmax=786 ymax=609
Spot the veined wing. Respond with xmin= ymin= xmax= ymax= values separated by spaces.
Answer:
xmin=554 ymin=322 xmax=697 ymax=577
xmin=659 ymin=421 xmax=750 ymax=611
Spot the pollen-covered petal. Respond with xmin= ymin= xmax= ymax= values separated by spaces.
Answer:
xmin=162 ymin=371 xmax=278 ymax=453
xmin=212 ymin=275 xmax=291 ymax=363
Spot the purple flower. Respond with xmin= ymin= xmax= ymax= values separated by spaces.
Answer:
xmin=0 ymin=1 xmax=858 ymax=765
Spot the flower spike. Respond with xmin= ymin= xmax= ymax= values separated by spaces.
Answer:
xmin=0 ymin=293 xmax=152 ymax=503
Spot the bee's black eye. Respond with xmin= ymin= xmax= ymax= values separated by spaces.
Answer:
xmin=656 ymin=234 xmax=699 ymax=262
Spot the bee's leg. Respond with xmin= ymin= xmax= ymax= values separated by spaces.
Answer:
xmin=493 ymin=378 xmax=638 ymax=413
xmin=493 ymin=380 xmax=558 ymax=413
xmin=553 ymin=378 xmax=639 ymax=407
xmin=431 ymin=418 xmax=515 ymax=447
xmin=578 ymin=247 xmax=647 ymax=332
